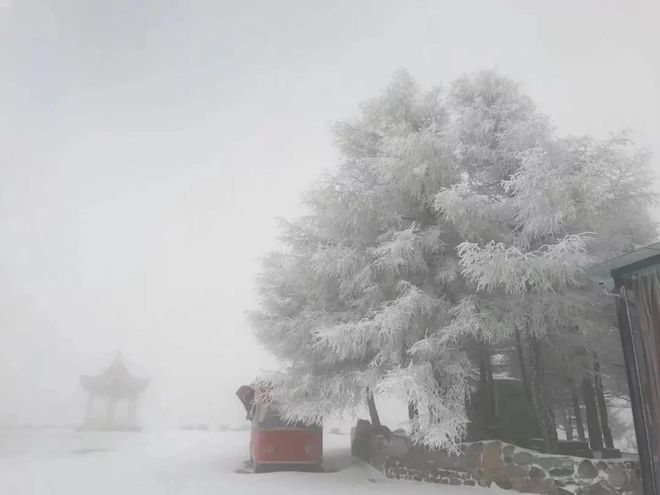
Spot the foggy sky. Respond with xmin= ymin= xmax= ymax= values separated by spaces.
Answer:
xmin=1 ymin=0 xmax=658 ymax=428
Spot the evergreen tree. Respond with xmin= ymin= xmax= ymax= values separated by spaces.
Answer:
xmin=249 ymin=71 xmax=472 ymax=449
xmin=434 ymin=73 xmax=655 ymax=451
xmin=250 ymin=70 xmax=656 ymax=452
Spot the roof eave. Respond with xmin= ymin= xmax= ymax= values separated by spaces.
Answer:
xmin=587 ymin=242 xmax=660 ymax=281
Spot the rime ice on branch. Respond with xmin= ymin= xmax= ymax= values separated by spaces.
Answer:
xmin=249 ymin=70 xmax=656 ymax=452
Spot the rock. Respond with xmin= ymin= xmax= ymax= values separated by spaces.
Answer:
xmin=585 ymin=481 xmax=616 ymax=495
xmin=578 ymin=459 xmax=598 ymax=479
xmin=548 ymin=467 xmax=574 ymax=477
xmin=380 ymin=435 xmax=409 ymax=458
xmin=540 ymin=478 xmax=559 ymax=494
xmin=428 ymin=450 xmax=451 ymax=468
xmin=504 ymin=463 xmax=528 ymax=478
xmin=465 ymin=443 xmax=484 ymax=469
xmin=372 ymin=424 xmax=392 ymax=438
xmin=509 ymin=475 xmax=530 ymax=492
xmin=384 ymin=464 xmax=398 ymax=479
xmin=529 ymin=466 xmax=547 ymax=480
xmin=351 ymin=419 xmax=372 ymax=460
xmin=537 ymin=457 xmax=556 ymax=470
xmin=494 ymin=479 xmax=513 ymax=490
xmin=464 ymin=479 xmax=476 ymax=486
xmin=429 ymin=450 xmax=467 ymax=472
xmin=409 ymin=446 xmax=432 ymax=468
xmin=369 ymin=452 xmax=387 ymax=470
xmin=513 ymin=451 xmax=536 ymax=465
xmin=538 ymin=456 xmax=573 ymax=470
xmin=482 ymin=441 xmax=505 ymax=473
xmin=449 ymin=477 xmax=462 ymax=485
xmin=608 ymin=468 xmax=629 ymax=488
xmin=423 ymin=471 xmax=436 ymax=482
xmin=448 ymin=453 xmax=468 ymax=471
xmin=370 ymin=434 xmax=388 ymax=450
xmin=472 ymin=467 xmax=485 ymax=483
xmin=502 ymin=444 xmax=515 ymax=457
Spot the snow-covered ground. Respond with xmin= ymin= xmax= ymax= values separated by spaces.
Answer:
xmin=0 ymin=429 xmax=506 ymax=495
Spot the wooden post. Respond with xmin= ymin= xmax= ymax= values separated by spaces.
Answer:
xmin=561 ymin=407 xmax=574 ymax=441
xmin=478 ymin=341 xmax=496 ymax=435
xmin=128 ymin=396 xmax=137 ymax=426
xmin=85 ymin=393 xmax=95 ymax=426
xmin=593 ymin=358 xmax=614 ymax=449
xmin=527 ymin=334 xmax=559 ymax=452
xmin=105 ymin=396 xmax=116 ymax=429
xmin=582 ymin=377 xmax=603 ymax=451
xmin=571 ymin=384 xmax=586 ymax=441
xmin=514 ymin=326 xmax=532 ymax=401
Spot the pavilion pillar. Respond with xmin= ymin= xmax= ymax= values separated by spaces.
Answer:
xmin=105 ymin=396 xmax=117 ymax=429
xmin=128 ymin=396 xmax=137 ymax=426
xmin=85 ymin=393 xmax=95 ymax=426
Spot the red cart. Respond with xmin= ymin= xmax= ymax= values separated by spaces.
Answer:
xmin=236 ymin=384 xmax=323 ymax=473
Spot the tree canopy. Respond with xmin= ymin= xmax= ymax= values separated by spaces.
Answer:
xmin=248 ymin=69 xmax=656 ymax=451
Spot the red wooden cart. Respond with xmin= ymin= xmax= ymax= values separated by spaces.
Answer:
xmin=236 ymin=383 xmax=323 ymax=473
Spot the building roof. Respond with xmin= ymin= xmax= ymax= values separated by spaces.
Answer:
xmin=587 ymin=242 xmax=660 ymax=281
xmin=80 ymin=355 xmax=149 ymax=397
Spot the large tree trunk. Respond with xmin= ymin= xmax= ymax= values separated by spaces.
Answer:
xmin=514 ymin=326 xmax=532 ymax=401
xmin=571 ymin=384 xmax=586 ymax=441
xmin=527 ymin=334 xmax=559 ymax=452
xmin=408 ymin=400 xmax=419 ymax=435
xmin=582 ymin=377 xmax=604 ymax=451
xmin=478 ymin=341 xmax=497 ymax=436
xmin=561 ymin=408 xmax=574 ymax=441
xmin=408 ymin=401 xmax=418 ymax=420
xmin=366 ymin=388 xmax=381 ymax=427
xmin=593 ymin=358 xmax=614 ymax=449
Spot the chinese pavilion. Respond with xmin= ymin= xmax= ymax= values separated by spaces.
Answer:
xmin=80 ymin=354 xmax=149 ymax=431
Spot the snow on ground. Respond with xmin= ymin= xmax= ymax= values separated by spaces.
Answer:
xmin=0 ymin=429 xmax=507 ymax=495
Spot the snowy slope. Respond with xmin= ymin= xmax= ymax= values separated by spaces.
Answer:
xmin=0 ymin=429 xmax=506 ymax=495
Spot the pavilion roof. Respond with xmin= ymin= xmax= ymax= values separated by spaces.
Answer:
xmin=81 ymin=355 xmax=149 ymax=397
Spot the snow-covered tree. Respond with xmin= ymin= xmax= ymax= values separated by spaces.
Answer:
xmin=249 ymin=71 xmax=475 ymax=449
xmin=432 ymin=72 xmax=656 ymax=451
xmin=249 ymin=69 xmax=656 ymax=453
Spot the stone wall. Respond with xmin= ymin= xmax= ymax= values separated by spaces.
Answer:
xmin=352 ymin=423 xmax=641 ymax=495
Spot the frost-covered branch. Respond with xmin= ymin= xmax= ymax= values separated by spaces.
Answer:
xmin=378 ymin=359 xmax=472 ymax=451
xmin=457 ymin=234 xmax=593 ymax=294
xmin=313 ymin=282 xmax=443 ymax=365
